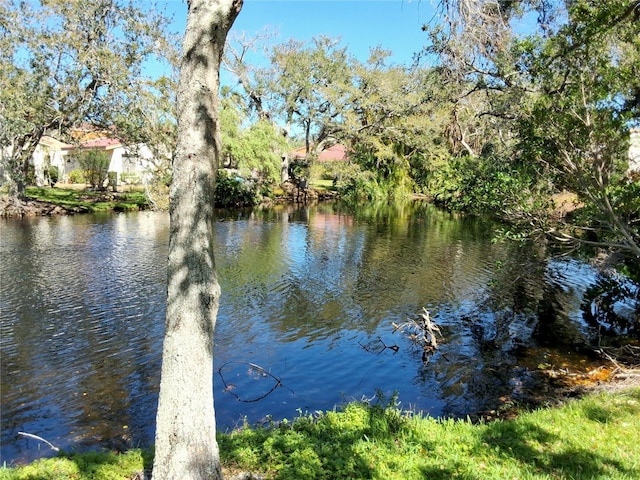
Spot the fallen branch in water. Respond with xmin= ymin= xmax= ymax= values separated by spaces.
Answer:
xmin=218 ymin=361 xmax=294 ymax=403
xmin=596 ymin=344 xmax=640 ymax=370
xmin=393 ymin=308 xmax=442 ymax=362
xmin=18 ymin=432 xmax=60 ymax=452
xmin=359 ymin=336 xmax=400 ymax=355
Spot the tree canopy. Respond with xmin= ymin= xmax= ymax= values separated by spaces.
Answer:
xmin=0 ymin=0 xmax=177 ymax=196
xmin=421 ymin=0 xmax=640 ymax=259
xmin=221 ymin=0 xmax=640 ymax=264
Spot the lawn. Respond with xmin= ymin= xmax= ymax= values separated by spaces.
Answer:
xmin=2 ymin=388 xmax=639 ymax=479
xmin=25 ymin=186 xmax=148 ymax=212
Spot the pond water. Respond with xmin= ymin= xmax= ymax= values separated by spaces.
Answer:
xmin=0 ymin=202 xmax=625 ymax=464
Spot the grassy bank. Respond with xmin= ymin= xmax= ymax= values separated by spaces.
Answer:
xmin=25 ymin=186 xmax=148 ymax=212
xmin=2 ymin=388 xmax=639 ymax=479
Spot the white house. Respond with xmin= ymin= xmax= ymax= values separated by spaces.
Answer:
xmin=61 ymin=137 xmax=159 ymax=185
xmin=30 ymin=134 xmax=163 ymax=186
xmin=31 ymin=136 xmax=69 ymax=186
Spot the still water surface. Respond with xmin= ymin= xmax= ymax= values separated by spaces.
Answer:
xmin=0 ymin=202 xmax=607 ymax=464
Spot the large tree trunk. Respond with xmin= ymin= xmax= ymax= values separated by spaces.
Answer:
xmin=153 ymin=1 xmax=242 ymax=479
xmin=5 ymin=128 xmax=45 ymax=199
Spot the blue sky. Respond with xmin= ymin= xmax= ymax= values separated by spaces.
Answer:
xmin=158 ymin=0 xmax=436 ymax=71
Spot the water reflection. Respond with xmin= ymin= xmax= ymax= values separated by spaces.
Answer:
xmin=1 ymin=213 xmax=168 ymax=463
xmin=1 ymin=203 xmax=633 ymax=465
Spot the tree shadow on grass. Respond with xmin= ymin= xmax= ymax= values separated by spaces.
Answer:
xmin=419 ymin=462 xmax=483 ymax=480
xmin=218 ymin=403 xmax=402 ymax=479
xmin=481 ymin=419 xmax=638 ymax=479
xmin=417 ymin=391 xmax=640 ymax=480
xmin=219 ymin=390 xmax=640 ymax=479
xmin=582 ymin=388 xmax=640 ymax=423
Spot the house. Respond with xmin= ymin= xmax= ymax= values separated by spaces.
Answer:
xmin=61 ymin=136 xmax=159 ymax=185
xmin=30 ymin=129 xmax=162 ymax=187
xmin=282 ymin=143 xmax=350 ymax=183
xmin=291 ymin=143 xmax=349 ymax=162
xmin=31 ymin=136 xmax=69 ymax=186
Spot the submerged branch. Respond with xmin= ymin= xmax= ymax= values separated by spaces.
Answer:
xmin=360 ymin=336 xmax=400 ymax=355
xmin=218 ymin=361 xmax=293 ymax=403
xmin=18 ymin=432 xmax=60 ymax=452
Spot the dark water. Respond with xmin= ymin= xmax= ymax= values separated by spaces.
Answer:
xmin=0 ymin=202 xmax=627 ymax=464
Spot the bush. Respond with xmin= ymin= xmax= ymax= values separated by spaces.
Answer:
xmin=338 ymin=170 xmax=380 ymax=201
xmin=67 ymin=169 xmax=86 ymax=184
xmin=427 ymin=155 xmax=549 ymax=222
xmin=48 ymin=165 xmax=59 ymax=185
xmin=107 ymin=171 xmax=118 ymax=189
xmin=72 ymin=150 xmax=110 ymax=188
xmin=309 ymin=161 xmax=361 ymax=186
xmin=214 ymin=169 xmax=263 ymax=207
xmin=288 ymin=157 xmax=310 ymax=184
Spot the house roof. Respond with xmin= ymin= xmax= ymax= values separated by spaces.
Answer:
xmin=38 ymin=135 xmax=71 ymax=149
xmin=292 ymin=144 xmax=348 ymax=161
xmin=79 ymin=137 xmax=122 ymax=149
xmin=62 ymin=137 xmax=122 ymax=150
xmin=70 ymin=123 xmax=118 ymax=141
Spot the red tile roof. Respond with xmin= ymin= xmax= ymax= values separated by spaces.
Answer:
xmin=292 ymin=144 xmax=348 ymax=161
xmin=63 ymin=137 xmax=122 ymax=150
xmin=79 ymin=137 xmax=122 ymax=149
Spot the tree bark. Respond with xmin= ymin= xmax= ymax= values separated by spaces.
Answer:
xmin=153 ymin=1 xmax=242 ymax=479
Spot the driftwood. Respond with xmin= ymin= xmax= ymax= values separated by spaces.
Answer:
xmin=393 ymin=308 xmax=442 ymax=362
xmin=595 ymin=344 xmax=639 ymax=368
xmin=582 ymin=345 xmax=640 ymax=392
xmin=18 ymin=431 xmax=60 ymax=451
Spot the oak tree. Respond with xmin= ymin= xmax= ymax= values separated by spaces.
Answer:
xmin=152 ymin=0 xmax=243 ymax=479
xmin=0 ymin=0 xmax=175 ymax=198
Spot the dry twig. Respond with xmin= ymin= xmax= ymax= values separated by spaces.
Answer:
xmin=393 ymin=308 xmax=443 ymax=362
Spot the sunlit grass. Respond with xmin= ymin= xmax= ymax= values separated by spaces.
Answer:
xmin=25 ymin=186 xmax=148 ymax=212
xmin=221 ymin=388 xmax=640 ymax=479
xmin=0 ymin=449 xmax=151 ymax=480
xmin=2 ymin=388 xmax=639 ymax=479
xmin=310 ymin=179 xmax=338 ymax=191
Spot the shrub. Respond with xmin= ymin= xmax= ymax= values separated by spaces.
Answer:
xmin=48 ymin=165 xmax=59 ymax=185
xmin=214 ymin=169 xmax=262 ymax=207
xmin=427 ymin=154 xmax=550 ymax=222
xmin=309 ymin=161 xmax=361 ymax=186
xmin=67 ymin=169 xmax=86 ymax=184
xmin=107 ymin=171 xmax=118 ymax=190
xmin=288 ymin=157 xmax=310 ymax=184
xmin=338 ymin=170 xmax=379 ymax=201
xmin=72 ymin=150 xmax=110 ymax=188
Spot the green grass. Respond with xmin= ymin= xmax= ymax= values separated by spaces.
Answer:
xmin=2 ymin=389 xmax=639 ymax=479
xmin=310 ymin=179 xmax=338 ymax=192
xmin=220 ymin=388 xmax=640 ymax=479
xmin=25 ymin=186 xmax=148 ymax=212
xmin=0 ymin=450 xmax=152 ymax=480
